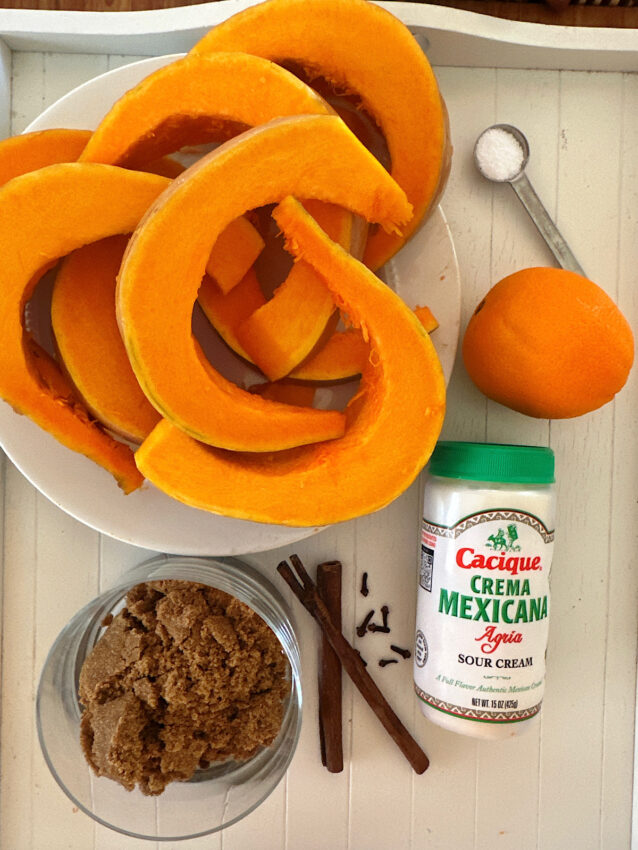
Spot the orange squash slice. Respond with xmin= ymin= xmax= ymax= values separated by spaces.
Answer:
xmin=50 ymin=215 xmax=264 ymax=445
xmin=117 ymin=114 xmax=411 ymax=452
xmin=288 ymin=327 xmax=368 ymax=381
xmin=234 ymin=199 xmax=353 ymax=380
xmin=26 ymin=338 xmax=143 ymax=492
xmin=0 ymin=129 xmax=91 ymax=183
xmin=414 ymin=305 xmax=439 ymax=334
xmin=288 ymin=305 xmax=439 ymax=380
xmin=198 ymin=268 xmax=263 ymax=364
xmin=200 ymin=270 xmax=438 ymax=381
xmin=0 ymin=163 xmax=171 ymax=492
xmin=191 ymin=0 xmax=450 ymax=270
xmin=135 ymin=196 xmax=445 ymax=525
xmin=206 ymin=214 xmax=265 ymax=294
xmin=0 ymin=126 xmax=184 ymax=183
xmin=80 ymin=52 xmax=332 ymax=169
xmin=81 ymin=50 xmax=351 ymax=358
xmin=51 ymin=235 xmax=162 ymax=444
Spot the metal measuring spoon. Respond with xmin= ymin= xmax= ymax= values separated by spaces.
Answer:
xmin=474 ymin=123 xmax=585 ymax=276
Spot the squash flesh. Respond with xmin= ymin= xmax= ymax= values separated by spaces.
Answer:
xmin=81 ymin=50 xmax=352 ymax=370
xmin=200 ymin=273 xmax=437 ymax=381
xmin=235 ymin=200 xmax=352 ymax=380
xmin=198 ymin=268 xmax=264 ymax=363
xmin=0 ymin=129 xmax=91 ymax=184
xmin=117 ymin=114 xmax=412 ymax=452
xmin=51 ymin=217 xmax=265 ymax=444
xmin=0 ymin=163 xmax=171 ymax=491
xmin=51 ymin=235 xmax=161 ymax=444
xmin=190 ymin=0 xmax=450 ymax=270
xmin=206 ymin=215 xmax=265 ymax=294
xmin=135 ymin=196 xmax=445 ymax=525
xmin=80 ymin=53 xmax=334 ymax=168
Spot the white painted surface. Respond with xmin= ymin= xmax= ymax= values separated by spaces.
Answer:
xmin=0 ymin=7 xmax=637 ymax=850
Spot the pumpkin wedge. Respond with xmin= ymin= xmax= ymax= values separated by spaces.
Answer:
xmin=51 ymin=235 xmax=162 ymax=444
xmin=117 ymin=114 xmax=412 ymax=452
xmin=52 ymin=217 xmax=265 ymax=443
xmin=80 ymin=52 xmax=333 ymax=169
xmin=81 ymin=50 xmax=351 ymax=354
xmin=206 ymin=214 xmax=265 ymax=294
xmin=235 ymin=199 xmax=353 ymax=380
xmin=0 ymin=129 xmax=91 ymax=183
xmin=200 ymin=270 xmax=438 ymax=381
xmin=198 ymin=268 xmax=263 ymax=364
xmin=135 ymin=196 xmax=445 ymax=525
xmin=191 ymin=0 xmax=451 ymax=270
xmin=0 ymin=163 xmax=171 ymax=491
xmin=413 ymin=305 xmax=439 ymax=334
xmin=288 ymin=327 xmax=369 ymax=381
xmin=289 ymin=305 xmax=438 ymax=380
xmin=25 ymin=337 xmax=143 ymax=490
xmin=0 ymin=126 xmax=183 ymax=183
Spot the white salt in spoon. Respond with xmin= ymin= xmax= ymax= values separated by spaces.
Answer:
xmin=474 ymin=123 xmax=585 ymax=276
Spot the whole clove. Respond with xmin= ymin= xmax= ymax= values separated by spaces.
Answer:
xmin=379 ymin=658 xmax=399 ymax=667
xmin=390 ymin=645 xmax=412 ymax=660
xmin=368 ymin=604 xmax=391 ymax=633
xmin=360 ymin=572 xmax=370 ymax=597
xmin=356 ymin=609 xmax=375 ymax=638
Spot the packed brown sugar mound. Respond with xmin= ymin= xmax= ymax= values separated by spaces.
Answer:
xmin=79 ymin=580 xmax=290 ymax=796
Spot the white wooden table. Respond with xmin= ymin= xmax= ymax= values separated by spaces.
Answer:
xmin=0 ymin=4 xmax=637 ymax=848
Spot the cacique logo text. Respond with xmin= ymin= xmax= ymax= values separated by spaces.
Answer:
xmin=456 ymin=548 xmax=542 ymax=576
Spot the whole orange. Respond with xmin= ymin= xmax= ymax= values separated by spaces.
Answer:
xmin=462 ymin=267 xmax=634 ymax=418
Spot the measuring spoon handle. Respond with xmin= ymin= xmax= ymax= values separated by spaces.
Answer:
xmin=510 ymin=173 xmax=586 ymax=277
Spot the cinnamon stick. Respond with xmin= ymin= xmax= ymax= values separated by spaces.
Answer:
xmin=317 ymin=560 xmax=343 ymax=773
xmin=278 ymin=555 xmax=429 ymax=775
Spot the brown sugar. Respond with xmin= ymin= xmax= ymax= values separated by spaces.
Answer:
xmin=79 ymin=580 xmax=290 ymax=796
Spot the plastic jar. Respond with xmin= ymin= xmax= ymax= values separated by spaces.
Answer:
xmin=413 ymin=441 xmax=556 ymax=740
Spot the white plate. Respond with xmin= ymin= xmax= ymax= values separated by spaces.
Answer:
xmin=0 ymin=55 xmax=461 ymax=556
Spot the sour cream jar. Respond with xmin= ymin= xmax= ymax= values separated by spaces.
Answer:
xmin=414 ymin=441 xmax=556 ymax=739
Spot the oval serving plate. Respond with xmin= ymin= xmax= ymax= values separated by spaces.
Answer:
xmin=0 ymin=54 xmax=461 ymax=555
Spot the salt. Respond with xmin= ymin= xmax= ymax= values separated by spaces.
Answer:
xmin=475 ymin=126 xmax=525 ymax=182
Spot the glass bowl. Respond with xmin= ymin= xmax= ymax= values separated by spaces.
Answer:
xmin=36 ymin=555 xmax=302 ymax=842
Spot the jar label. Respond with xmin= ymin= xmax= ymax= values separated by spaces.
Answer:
xmin=414 ymin=509 xmax=554 ymax=725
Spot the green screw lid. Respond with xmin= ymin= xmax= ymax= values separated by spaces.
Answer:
xmin=429 ymin=441 xmax=555 ymax=484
